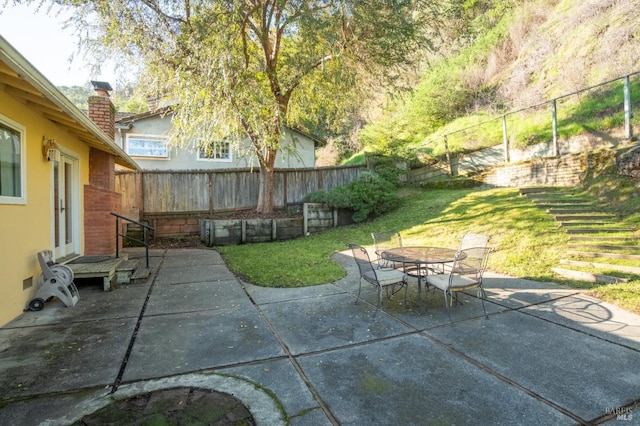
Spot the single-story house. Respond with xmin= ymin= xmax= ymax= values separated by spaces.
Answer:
xmin=0 ymin=35 xmax=138 ymax=326
xmin=115 ymin=105 xmax=320 ymax=170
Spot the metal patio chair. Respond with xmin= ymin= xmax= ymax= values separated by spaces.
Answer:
xmin=371 ymin=231 xmax=403 ymax=269
xmin=347 ymin=243 xmax=408 ymax=316
xmin=440 ymin=232 xmax=491 ymax=274
xmin=425 ymin=246 xmax=494 ymax=322
xmin=459 ymin=232 xmax=490 ymax=250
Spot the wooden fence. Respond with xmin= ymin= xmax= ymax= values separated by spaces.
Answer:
xmin=115 ymin=165 xmax=365 ymax=236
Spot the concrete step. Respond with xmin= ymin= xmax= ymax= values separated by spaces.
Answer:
xmin=551 ymin=267 xmax=629 ymax=283
xmin=559 ymin=259 xmax=640 ymax=275
xmin=116 ymin=259 xmax=138 ymax=284
xmin=131 ymin=266 xmax=151 ymax=281
xmin=567 ymin=250 xmax=640 ymax=260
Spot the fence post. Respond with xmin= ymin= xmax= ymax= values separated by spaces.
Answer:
xmin=208 ymin=172 xmax=214 ymax=215
xmin=444 ymin=136 xmax=455 ymax=176
xmin=624 ymin=75 xmax=632 ymax=140
xmin=551 ymin=99 xmax=559 ymax=157
xmin=502 ymin=115 xmax=510 ymax=163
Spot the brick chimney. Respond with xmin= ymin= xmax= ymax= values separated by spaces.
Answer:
xmin=88 ymin=81 xmax=115 ymax=140
xmin=84 ymin=81 xmax=122 ymax=256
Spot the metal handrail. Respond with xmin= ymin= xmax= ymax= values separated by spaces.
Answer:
xmin=419 ymin=70 xmax=640 ymax=157
xmin=110 ymin=212 xmax=155 ymax=268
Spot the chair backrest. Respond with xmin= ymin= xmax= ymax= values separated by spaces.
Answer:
xmin=459 ymin=233 xmax=490 ymax=251
xmin=371 ymin=232 xmax=403 ymax=258
xmin=451 ymin=246 xmax=493 ymax=281
xmin=347 ymin=243 xmax=376 ymax=281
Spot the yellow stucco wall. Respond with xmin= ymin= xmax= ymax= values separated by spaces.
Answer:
xmin=0 ymin=91 xmax=89 ymax=326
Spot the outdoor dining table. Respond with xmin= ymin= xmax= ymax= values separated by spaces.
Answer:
xmin=381 ymin=246 xmax=462 ymax=305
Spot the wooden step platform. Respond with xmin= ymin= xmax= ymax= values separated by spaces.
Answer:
xmin=66 ymin=255 xmax=128 ymax=291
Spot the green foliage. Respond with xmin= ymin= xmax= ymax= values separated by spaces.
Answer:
xmin=359 ymin=5 xmax=514 ymax=155
xmin=58 ymin=84 xmax=148 ymax=113
xmin=303 ymin=171 xmax=401 ymax=223
xmin=358 ymin=0 xmax=640 ymax=165
xmin=340 ymin=152 xmax=367 ymax=166
xmin=418 ymin=177 xmax=483 ymax=189
xmin=221 ymin=182 xmax=640 ymax=313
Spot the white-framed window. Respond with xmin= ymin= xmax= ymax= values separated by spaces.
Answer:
xmin=125 ymin=134 xmax=169 ymax=158
xmin=0 ymin=115 xmax=26 ymax=205
xmin=197 ymin=140 xmax=232 ymax=162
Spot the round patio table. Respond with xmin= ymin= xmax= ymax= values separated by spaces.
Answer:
xmin=381 ymin=247 xmax=462 ymax=305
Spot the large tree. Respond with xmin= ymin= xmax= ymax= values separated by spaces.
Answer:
xmin=51 ymin=0 xmax=440 ymax=212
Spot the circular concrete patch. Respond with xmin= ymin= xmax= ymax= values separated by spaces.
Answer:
xmin=73 ymin=387 xmax=255 ymax=425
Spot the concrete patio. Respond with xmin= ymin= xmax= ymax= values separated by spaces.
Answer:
xmin=0 ymin=247 xmax=638 ymax=425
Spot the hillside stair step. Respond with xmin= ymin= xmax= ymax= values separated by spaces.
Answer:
xmin=566 ymin=228 xmax=636 ymax=234
xmin=534 ymin=203 xmax=593 ymax=209
xmin=559 ymin=221 xmax=617 ymax=227
xmin=526 ymin=194 xmax=584 ymax=200
xmin=568 ymin=243 xmax=640 ymax=251
xmin=559 ymin=259 xmax=640 ymax=275
xmin=520 ymin=186 xmax=638 ymax=281
xmin=568 ymin=236 xmax=638 ymax=241
xmin=554 ymin=215 xmax=616 ymax=221
xmin=551 ymin=267 xmax=629 ymax=283
xmin=519 ymin=187 xmax=561 ymax=195
xmin=567 ymin=250 xmax=640 ymax=260
xmin=527 ymin=194 xmax=593 ymax=204
xmin=547 ymin=208 xmax=601 ymax=214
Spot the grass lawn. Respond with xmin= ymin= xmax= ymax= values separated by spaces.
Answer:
xmin=217 ymin=185 xmax=640 ymax=314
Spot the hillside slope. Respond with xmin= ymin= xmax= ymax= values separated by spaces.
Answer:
xmin=498 ymin=0 xmax=640 ymax=108
xmin=356 ymin=0 xmax=640 ymax=160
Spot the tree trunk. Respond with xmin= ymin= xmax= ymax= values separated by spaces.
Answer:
xmin=256 ymin=146 xmax=277 ymax=213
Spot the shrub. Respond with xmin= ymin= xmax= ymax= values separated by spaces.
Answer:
xmin=303 ymin=171 xmax=402 ymax=222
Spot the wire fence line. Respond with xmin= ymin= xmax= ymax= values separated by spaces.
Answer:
xmin=416 ymin=70 xmax=640 ymax=177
